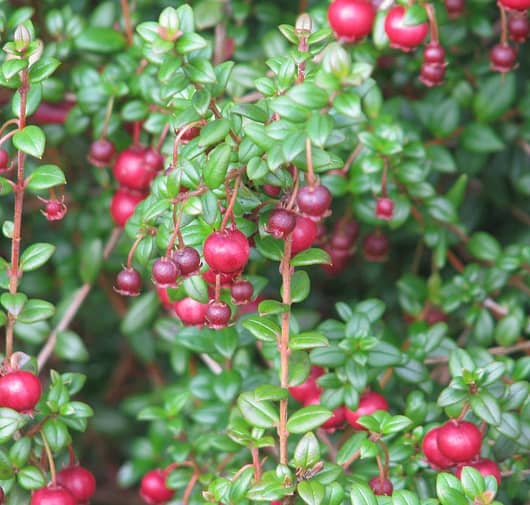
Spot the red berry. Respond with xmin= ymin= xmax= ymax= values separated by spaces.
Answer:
xmin=384 ymin=6 xmax=429 ymax=52
xmin=445 ymin=0 xmax=465 ymax=17
xmin=423 ymin=43 xmax=446 ymax=64
xmin=88 ymin=139 xmax=115 ymax=167
xmin=322 ymin=406 xmax=346 ymax=431
xmin=231 ymin=280 xmax=254 ymax=304
xmin=172 ymin=247 xmax=201 ymax=276
xmin=422 ymin=427 xmax=454 ymax=469
xmin=113 ymin=147 xmax=154 ymax=191
xmin=437 ymin=420 xmax=482 ymax=462
xmin=174 ymin=297 xmax=208 ymax=326
xmin=43 ymin=199 xmax=67 ymax=222
xmin=32 ymin=101 xmax=73 ymax=125
xmin=490 ymin=44 xmax=517 ymax=73
xmin=288 ymin=366 xmax=324 ymax=403
xmin=143 ymin=148 xmax=165 ymax=172
xmin=375 ymin=197 xmax=394 ymax=220
xmin=205 ymin=302 xmax=231 ymax=329
xmin=328 ymin=0 xmax=376 ymax=42
xmin=0 ymin=370 xmax=42 ymax=413
xmin=331 ymin=220 xmax=359 ymax=250
xmin=344 ymin=391 xmax=389 ymax=430
xmin=297 ymin=185 xmax=332 ymax=218
xmin=179 ymin=127 xmax=201 ymax=142
xmin=0 ymin=149 xmax=9 ymax=170
xmin=267 ymin=209 xmax=297 ymax=239
xmin=363 ymin=232 xmax=389 ymax=262
xmin=57 ymin=465 xmax=96 ymax=504
xmin=420 ymin=63 xmax=446 ymax=87
xmin=291 ymin=216 xmax=318 ymax=254
xmin=203 ymin=229 xmax=250 ymax=274
xmin=31 ymin=485 xmax=76 ymax=505
xmin=499 ymin=0 xmax=530 ymax=10
xmin=369 ymin=477 xmax=394 ymax=496
xmin=425 ymin=307 xmax=447 ymax=325
xmin=263 ymin=184 xmax=281 ymax=197
xmin=509 ymin=15 xmax=529 ymax=43
xmin=455 ymin=459 xmax=501 ymax=485
xmin=321 ymin=245 xmax=351 ymax=275
xmin=152 ymin=257 xmax=180 ymax=287
xmin=115 ymin=268 xmax=142 ymax=297
xmin=110 ymin=188 xmax=146 ymax=228
xmin=139 ymin=469 xmax=174 ymax=505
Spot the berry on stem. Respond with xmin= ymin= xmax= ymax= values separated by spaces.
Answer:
xmin=422 ymin=427 xmax=454 ymax=469
xmin=113 ymin=147 xmax=155 ymax=191
xmin=42 ymin=198 xmax=67 ymax=222
xmin=205 ymin=302 xmax=232 ymax=329
xmin=172 ymin=247 xmax=201 ymax=276
xmin=88 ymin=139 xmax=115 ymax=167
xmin=297 ymin=184 xmax=332 ymax=218
xmin=57 ymin=465 xmax=96 ymax=504
xmin=499 ymin=0 xmax=530 ymax=11
xmin=330 ymin=220 xmax=359 ymax=250
xmin=115 ymin=267 xmax=142 ymax=297
xmin=291 ymin=216 xmax=318 ymax=254
xmin=384 ymin=6 xmax=429 ymax=52
xmin=231 ymin=280 xmax=254 ymax=305
xmin=110 ymin=188 xmax=146 ymax=228
xmin=420 ymin=63 xmax=446 ymax=87
xmin=152 ymin=257 xmax=180 ymax=287
xmin=369 ymin=477 xmax=394 ymax=496
xmin=174 ymin=297 xmax=208 ymax=326
xmin=375 ymin=197 xmax=394 ymax=220
xmin=139 ymin=469 xmax=174 ymax=505
xmin=437 ymin=420 xmax=482 ymax=462
xmin=363 ymin=232 xmax=389 ymax=262
xmin=327 ymin=0 xmax=376 ymax=42
xmin=455 ymin=459 xmax=501 ymax=485
xmin=31 ymin=485 xmax=76 ymax=505
xmin=423 ymin=42 xmax=446 ymax=64
xmin=203 ymin=229 xmax=250 ymax=274
xmin=0 ymin=370 xmax=42 ymax=413
xmin=263 ymin=184 xmax=281 ymax=197
xmin=267 ymin=209 xmax=297 ymax=239
xmin=445 ymin=0 xmax=465 ymax=17
xmin=143 ymin=148 xmax=165 ymax=172
xmin=288 ymin=366 xmax=324 ymax=403
xmin=344 ymin=391 xmax=389 ymax=430
xmin=508 ymin=15 xmax=529 ymax=43
xmin=490 ymin=43 xmax=517 ymax=73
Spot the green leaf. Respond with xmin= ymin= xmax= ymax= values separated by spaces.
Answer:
xmin=258 ymin=300 xmax=288 ymax=316
xmin=287 ymin=83 xmax=329 ymax=109
xmin=9 ymin=437 xmax=31 ymax=468
xmin=176 ymin=32 xmax=208 ymax=53
xmin=473 ymin=74 xmax=515 ymax=123
xmin=436 ymin=473 xmax=467 ymax=505
xmin=13 ymin=126 xmax=45 ymax=158
xmin=291 ymin=248 xmax=331 ymax=267
xmin=254 ymin=385 xmax=288 ymax=401
xmin=392 ymin=490 xmax=421 ymax=505
xmin=204 ymin=144 xmax=232 ymax=189
xmin=298 ymin=480 xmax=325 ymax=505
xmin=198 ymin=119 xmax=230 ymax=147
xmin=54 ymin=330 xmax=89 ymax=362
xmin=469 ymin=391 xmax=501 ymax=425
xmin=20 ymin=242 xmax=55 ymax=272
xmin=237 ymin=392 xmax=279 ymax=428
xmin=290 ymin=332 xmax=328 ymax=351
xmin=17 ymin=299 xmax=55 ymax=323
xmin=293 ymin=432 xmax=320 ymax=469
xmin=467 ymin=232 xmax=501 ymax=262
xmin=183 ymin=275 xmax=209 ymax=303
xmin=80 ymin=238 xmax=102 ymax=284
xmin=29 ymin=57 xmax=60 ymax=83
xmin=75 ymin=27 xmax=126 ymax=53
xmin=0 ymin=293 xmax=27 ymax=317
xmin=121 ymin=292 xmax=159 ymax=336
xmin=286 ymin=405 xmax=332 ymax=434
xmin=350 ymin=483 xmax=377 ymax=505
xmin=461 ymin=123 xmax=504 ymax=153
xmin=242 ymin=316 xmax=280 ymax=342
xmin=381 ymin=415 xmax=412 ymax=435
xmin=42 ymin=419 xmax=70 ymax=451
xmin=402 ymin=5 xmax=428 ymax=26
xmin=459 ymin=466 xmax=485 ymax=499
xmin=17 ymin=466 xmax=45 ymax=490
xmin=0 ymin=409 xmax=24 ymax=442
xmin=289 ymin=270 xmax=310 ymax=303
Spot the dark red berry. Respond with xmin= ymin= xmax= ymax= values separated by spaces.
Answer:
xmin=0 ymin=370 xmax=42 ymax=413
xmin=263 ymin=184 xmax=281 ymax=197
xmin=0 ymin=149 xmax=9 ymax=170
xmin=172 ymin=247 xmax=201 ymax=276
xmin=363 ymin=232 xmax=389 ymax=262
xmin=423 ymin=43 xmax=446 ymax=64
xmin=110 ymin=188 xmax=146 ymax=228
xmin=291 ymin=216 xmax=318 ymax=254
xmin=297 ymin=185 xmax=332 ymax=218
xmin=179 ymin=127 xmax=201 ymax=142
xmin=206 ymin=302 xmax=231 ymax=329
xmin=88 ymin=139 xmax=115 ymax=167
xmin=425 ymin=307 xmax=447 ymax=325
xmin=499 ymin=0 xmax=530 ymax=11
xmin=231 ymin=280 xmax=254 ymax=305
xmin=31 ymin=485 xmax=76 ymax=505
xmin=509 ymin=15 xmax=529 ymax=43
xmin=267 ymin=209 xmax=297 ymax=239
xmin=321 ymin=245 xmax=351 ymax=275
xmin=139 ymin=469 xmax=174 ymax=505
xmin=143 ymin=148 xmax=165 ymax=172
xmin=375 ymin=197 xmax=394 ymax=220
xmin=152 ymin=257 xmax=180 ymax=287
xmin=174 ymin=297 xmax=208 ymax=326
xmin=115 ymin=268 xmax=142 ymax=296
xmin=369 ymin=477 xmax=393 ymax=496
xmin=203 ymin=229 xmax=250 ymax=274
xmin=445 ymin=0 xmax=465 ymax=17
xmin=57 ymin=465 xmax=96 ymax=504
xmin=331 ymin=220 xmax=359 ymax=250
xmin=490 ymin=44 xmax=517 ymax=73
xmin=328 ymin=0 xmax=376 ymax=42
xmin=437 ymin=420 xmax=482 ymax=463
xmin=344 ymin=391 xmax=389 ymax=430
xmin=322 ymin=406 xmax=346 ymax=431
xmin=422 ymin=427 xmax=454 ymax=469
xmin=113 ymin=147 xmax=154 ymax=191
xmin=288 ymin=366 xmax=324 ymax=404
xmin=420 ymin=63 xmax=446 ymax=87
xmin=43 ymin=199 xmax=67 ymax=222
xmin=384 ymin=6 xmax=429 ymax=52
xmin=455 ymin=459 xmax=501 ymax=485
xmin=32 ymin=101 xmax=73 ymax=125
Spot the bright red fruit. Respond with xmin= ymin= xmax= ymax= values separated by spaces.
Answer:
xmin=291 ymin=216 xmax=318 ymax=254
xmin=363 ymin=232 xmax=389 ymax=262
xmin=422 ymin=427 xmax=454 ymax=469
xmin=115 ymin=268 xmax=142 ymax=297
xmin=113 ymin=147 xmax=155 ymax=191
xmin=172 ymin=247 xmax=201 ymax=276
xmin=375 ymin=197 xmax=394 ymax=220
xmin=455 ymin=459 xmax=501 ymax=485
xmin=0 ymin=370 xmax=42 ymax=413
xmin=509 ymin=15 xmax=530 ymax=42
xmin=203 ymin=229 xmax=250 ymax=274
xmin=57 ymin=465 xmax=96 ymax=504
xmin=288 ymin=366 xmax=324 ymax=403
xmin=174 ymin=297 xmax=208 ymax=326
xmin=206 ymin=302 xmax=231 ymax=329
xmin=384 ymin=6 xmax=429 ymax=52
xmin=31 ymin=484 xmax=76 ymax=505
xmin=0 ymin=149 xmax=8 ymax=170
xmin=490 ymin=44 xmax=517 ymax=73
xmin=88 ymin=139 xmax=115 ymax=167
xmin=499 ymin=0 xmax=530 ymax=10
xmin=267 ymin=209 xmax=297 ymax=239
xmin=179 ymin=127 xmax=201 ymax=142
xmin=143 ymin=148 xmax=165 ymax=172
xmin=322 ymin=406 xmax=346 ymax=431
xmin=139 ymin=469 xmax=174 ymax=505
xmin=328 ymin=0 xmax=376 ymax=42
xmin=43 ymin=199 xmax=67 ymax=222
xmin=297 ymin=184 xmax=332 ymax=218
xmin=437 ymin=420 xmax=482 ymax=462
xmin=151 ymin=258 xmax=180 ymax=287
xmin=344 ymin=391 xmax=389 ymax=430
xmin=110 ymin=188 xmax=146 ymax=228
xmin=32 ymin=101 xmax=73 ymax=125
xmin=369 ymin=476 xmax=393 ymax=496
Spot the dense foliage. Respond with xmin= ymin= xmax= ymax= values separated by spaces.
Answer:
xmin=0 ymin=1 xmax=528 ymax=504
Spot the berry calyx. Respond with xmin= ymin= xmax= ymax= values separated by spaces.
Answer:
xmin=172 ymin=247 xmax=201 ymax=276
xmin=0 ymin=149 xmax=9 ymax=170
xmin=151 ymin=257 xmax=180 ymax=287
xmin=139 ymin=469 xmax=174 ymax=505
xmin=455 ymin=459 xmax=501 ymax=485
xmin=143 ymin=148 xmax=165 ymax=172
xmin=205 ymin=302 xmax=231 ymax=329
xmin=423 ymin=42 xmax=446 ymax=64
xmin=291 ymin=216 xmax=318 ymax=255
xmin=420 ymin=63 xmax=446 ymax=87
xmin=31 ymin=484 xmax=76 ymax=505
xmin=499 ymin=0 xmax=530 ymax=11
xmin=0 ymin=370 xmax=42 ymax=413
xmin=203 ymin=229 xmax=250 ymax=274
xmin=110 ymin=188 xmax=146 ymax=228
xmin=57 ymin=465 xmax=96 ymax=504
xmin=384 ymin=6 xmax=429 ymax=52
xmin=445 ymin=0 xmax=465 ymax=17
xmin=267 ymin=209 xmax=297 ymax=239
xmin=327 ymin=0 xmax=376 ymax=42
xmin=422 ymin=427 xmax=454 ymax=469
xmin=369 ymin=477 xmax=394 ymax=496
xmin=344 ymin=391 xmax=389 ymax=430
xmin=113 ymin=147 xmax=155 ymax=191
xmin=288 ymin=366 xmax=324 ymax=404
xmin=231 ymin=280 xmax=254 ymax=305
xmin=297 ymin=184 xmax=332 ymax=218
xmin=88 ymin=139 xmax=115 ymax=167
xmin=375 ymin=197 xmax=394 ymax=220
xmin=508 ymin=15 xmax=529 ymax=43
xmin=363 ymin=232 xmax=389 ymax=262
xmin=42 ymin=198 xmax=67 ymax=222
xmin=115 ymin=267 xmax=142 ymax=297
xmin=437 ymin=420 xmax=482 ymax=462
xmin=174 ymin=297 xmax=208 ymax=326
xmin=490 ymin=44 xmax=517 ymax=73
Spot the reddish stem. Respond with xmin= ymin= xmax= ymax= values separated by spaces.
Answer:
xmin=120 ymin=0 xmax=134 ymax=46
xmin=499 ymin=5 xmax=508 ymax=45
xmin=127 ymin=235 xmax=145 ymax=269
xmin=251 ymin=447 xmax=261 ymax=481
xmin=220 ymin=175 xmax=241 ymax=231
xmin=425 ymin=4 xmax=439 ymax=43
xmin=132 ymin=121 xmax=141 ymax=147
